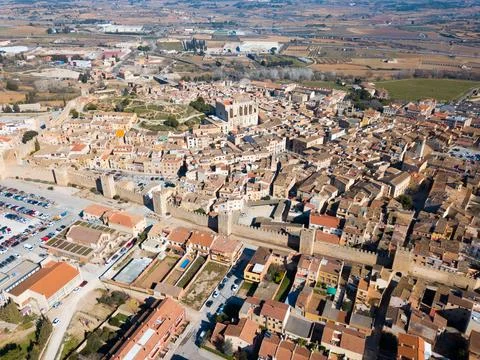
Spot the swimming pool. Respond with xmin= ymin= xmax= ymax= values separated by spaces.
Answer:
xmin=180 ymin=259 xmax=190 ymax=269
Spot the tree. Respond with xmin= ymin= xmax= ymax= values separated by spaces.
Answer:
xmin=396 ymin=194 xmax=413 ymax=210
xmin=78 ymin=73 xmax=88 ymax=83
xmin=26 ymin=91 xmax=37 ymax=103
xmin=296 ymin=338 xmax=307 ymax=347
xmin=70 ymin=109 xmax=79 ymax=119
xmin=189 ymin=97 xmax=215 ymax=115
xmin=35 ymin=316 xmax=52 ymax=346
xmin=46 ymin=28 xmax=54 ymax=34
xmin=164 ymin=118 xmax=179 ymax=128
xmin=0 ymin=301 xmax=22 ymax=324
xmin=222 ymin=339 xmax=233 ymax=356
xmin=5 ymin=80 xmax=19 ymax=91
xmin=237 ymin=350 xmax=248 ymax=360
xmin=21 ymin=130 xmax=38 ymax=144
xmin=3 ymin=105 xmax=12 ymax=113
xmin=97 ymin=290 xmax=129 ymax=307
xmin=341 ymin=301 xmax=352 ymax=312
xmin=84 ymin=103 xmax=97 ymax=111
xmin=12 ymin=104 xmax=20 ymax=113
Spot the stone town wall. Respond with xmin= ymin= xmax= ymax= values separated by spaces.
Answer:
xmin=166 ymin=203 xmax=209 ymax=227
xmin=6 ymin=163 xmax=56 ymax=183
xmin=313 ymin=241 xmax=378 ymax=265
xmin=409 ymin=263 xmax=479 ymax=290
xmin=230 ymin=223 xmax=289 ymax=248
xmin=394 ymin=248 xmax=479 ymax=290
xmin=114 ymin=183 xmax=144 ymax=205
xmin=66 ymin=169 xmax=98 ymax=189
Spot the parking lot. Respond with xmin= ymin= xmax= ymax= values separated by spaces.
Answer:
xmin=0 ymin=181 xmax=91 ymax=272
xmin=449 ymin=146 xmax=480 ymax=162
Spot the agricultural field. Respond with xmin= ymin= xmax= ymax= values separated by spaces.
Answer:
xmin=156 ymin=41 xmax=183 ymax=51
xmin=376 ymin=79 xmax=480 ymax=101
xmin=182 ymin=261 xmax=228 ymax=310
xmin=0 ymin=91 xmax=26 ymax=104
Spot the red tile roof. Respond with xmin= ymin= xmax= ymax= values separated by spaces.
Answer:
xmin=9 ymin=261 xmax=79 ymax=299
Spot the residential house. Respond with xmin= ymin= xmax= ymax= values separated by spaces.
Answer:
xmin=186 ymin=230 xmax=215 ymax=255
xmin=397 ymin=333 xmax=432 ymax=360
xmin=240 ymin=297 xmax=291 ymax=334
xmin=309 ymin=214 xmax=342 ymax=236
xmin=166 ymin=227 xmax=191 ymax=250
xmin=209 ymin=235 xmax=243 ymax=265
xmin=320 ymin=323 xmax=366 ymax=360
xmin=244 ymin=247 xmax=274 ymax=283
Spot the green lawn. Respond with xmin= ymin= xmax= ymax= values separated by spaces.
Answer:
xmin=376 ymin=79 xmax=480 ymax=101
xmin=157 ymin=41 xmax=183 ymax=51
xmin=60 ymin=335 xmax=81 ymax=360
xmin=240 ymin=281 xmax=258 ymax=297
xmin=274 ymin=270 xmax=294 ymax=302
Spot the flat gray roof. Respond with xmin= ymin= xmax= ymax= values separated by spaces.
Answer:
xmin=0 ymin=260 xmax=40 ymax=292
xmin=114 ymin=258 xmax=152 ymax=284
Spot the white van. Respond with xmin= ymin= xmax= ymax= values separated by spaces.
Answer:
xmin=23 ymin=243 xmax=34 ymax=250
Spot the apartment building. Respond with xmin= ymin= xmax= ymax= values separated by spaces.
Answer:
xmin=240 ymin=297 xmax=291 ymax=334
xmin=209 ymin=235 xmax=243 ymax=265
xmin=110 ymin=298 xmax=186 ymax=360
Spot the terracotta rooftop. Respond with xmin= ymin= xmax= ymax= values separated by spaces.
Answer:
xmin=310 ymin=214 xmax=341 ymax=228
xmin=167 ymin=227 xmax=191 ymax=245
xmin=260 ymin=299 xmax=290 ymax=322
xmin=187 ymin=230 xmax=215 ymax=248
xmin=258 ymin=334 xmax=281 ymax=359
xmin=9 ymin=261 xmax=79 ymax=299
xmin=107 ymin=211 xmax=144 ymax=228
xmin=277 ymin=340 xmax=295 ymax=360
xmin=224 ymin=318 xmax=258 ymax=345
xmin=470 ymin=330 xmax=480 ymax=355
xmin=397 ymin=333 xmax=425 ymax=360
xmin=83 ymin=204 xmax=113 ymax=218
xmin=315 ymin=231 xmax=341 ymax=245
xmin=111 ymin=298 xmax=185 ymax=360
xmin=210 ymin=235 xmax=242 ymax=254
xmin=322 ymin=323 xmax=366 ymax=356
